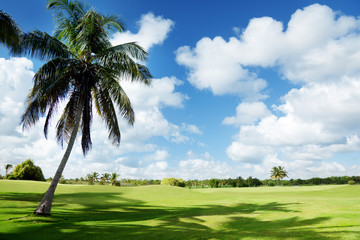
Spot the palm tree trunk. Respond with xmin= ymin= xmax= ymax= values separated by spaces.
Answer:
xmin=34 ymin=101 xmax=83 ymax=215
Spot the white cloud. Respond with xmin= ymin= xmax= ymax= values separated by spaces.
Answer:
xmin=144 ymin=150 xmax=170 ymax=162
xmin=176 ymin=39 xmax=267 ymax=99
xmin=223 ymin=101 xmax=271 ymax=126
xmin=226 ymin=143 xmax=273 ymax=163
xmin=111 ymin=12 xmax=174 ymax=50
xmin=181 ymin=123 xmax=202 ymax=135
xmin=0 ymin=58 xmax=34 ymax=136
xmin=176 ymin=4 xmax=360 ymax=99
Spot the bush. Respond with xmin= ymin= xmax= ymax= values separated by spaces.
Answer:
xmin=161 ymin=178 xmax=185 ymax=187
xmin=348 ymin=180 xmax=356 ymax=185
xmin=10 ymin=159 xmax=45 ymax=181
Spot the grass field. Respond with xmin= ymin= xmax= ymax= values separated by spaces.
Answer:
xmin=0 ymin=180 xmax=359 ymax=240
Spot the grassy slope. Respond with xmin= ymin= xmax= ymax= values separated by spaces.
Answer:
xmin=0 ymin=180 xmax=359 ymax=240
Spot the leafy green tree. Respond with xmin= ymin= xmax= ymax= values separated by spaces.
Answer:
xmin=161 ymin=178 xmax=185 ymax=187
xmin=14 ymin=0 xmax=151 ymax=215
xmin=246 ymin=176 xmax=262 ymax=187
xmin=270 ymin=166 xmax=288 ymax=185
xmin=209 ymin=178 xmax=220 ymax=188
xmin=5 ymin=164 xmax=13 ymax=176
xmin=10 ymin=159 xmax=45 ymax=181
xmin=0 ymin=10 xmax=21 ymax=48
xmin=110 ymin=173 xmax=120 ymax=186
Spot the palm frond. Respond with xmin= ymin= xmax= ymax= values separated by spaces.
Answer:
xmin=101 ymin=14 xmax=124 ymax=33
xmin=92 ymin=81 xmax=122 ymax=146
xmin=96 ymin=66 xmax=135 ymax=125
xmin=56 ymin=89 xmax=81 ymax=146
xmin=97 ymin=50 xmax=152 ymax=85
xmin=81 ymin=82 xmax=93 ymax=154
xmin=11 ymin=30 xmax=71 ymax=60
xmin=0 ymin=10 xmax=21 ymax=48
xmin=98 ymin=42 xmax=148 ymax=62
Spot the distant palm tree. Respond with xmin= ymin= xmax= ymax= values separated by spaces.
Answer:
xmin=270 ymin=166 xmax=288 ymax=185
xmin=0 ymin=10 xmax=21 ymax=48
xmin=86 ymin=173 xmax=93 ymax=184
xmin=14 ymin=0 xmax=151 ymax=215
xmin=101 ymin=173 xmax=111 ymax=183
xmin=110 ymin=172 xmax=119 ymax=186
xmin=5 ymin=164 xmax=13 ymax=176
xmin=91 ymin=172 xmax=99 ymax=183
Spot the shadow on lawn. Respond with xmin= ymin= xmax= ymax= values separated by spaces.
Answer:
xmin=1 ymin=191 xmax=359 ymax=240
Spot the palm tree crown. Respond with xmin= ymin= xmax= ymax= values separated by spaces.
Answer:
xmin=270 ymin=166 xmax=288 ymax=182
xmin=15 ymin=0 xmax=151 ymax=155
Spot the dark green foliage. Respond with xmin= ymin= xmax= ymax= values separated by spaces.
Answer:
xmin=209 ymin=178 xmax=220 ymax=188
xmin=0 ymin=10 xmax=21 ymax=48
xmin=246 ymin=177 xmax=262 ymax=187
xmin=10 ymin=159 xmax=45 ymax=181
xmin=236 ymin=176 xmax=248 ymax=187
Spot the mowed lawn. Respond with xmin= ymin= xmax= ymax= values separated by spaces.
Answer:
xmin=0 ymin=180 xmax=359 ymax=240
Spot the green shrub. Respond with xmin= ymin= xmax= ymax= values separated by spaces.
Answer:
xmin=11 ymin=159 xmax=45 ymax=181
xmin=161 ymin=178 xmax=185 ymax=187
xmin=114 ymin=181 xmax=121 ymax=186
xmin=348 ymin=180 xmax=356 ymax=185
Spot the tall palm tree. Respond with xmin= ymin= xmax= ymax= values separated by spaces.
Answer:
xmin=0 ymin=10 xmax=21 ymax=48
xmin=270 ymin=166 xmax=288 ymax=185
xmin=14 ymin=0 xmax=151 ymax=215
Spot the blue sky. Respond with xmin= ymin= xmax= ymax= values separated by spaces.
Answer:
xmin=1 ymin=0 xmax=360 ymax=180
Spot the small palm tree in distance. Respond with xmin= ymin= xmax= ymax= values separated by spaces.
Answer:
xmin=270 ymin=166 xmax=288 ymax=186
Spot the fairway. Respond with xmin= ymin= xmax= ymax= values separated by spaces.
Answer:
xmin=0 ymin=181 xmax=360 ymax=239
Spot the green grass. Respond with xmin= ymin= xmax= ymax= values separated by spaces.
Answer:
xmin=0 ymin=180 xmax=360 ymax=239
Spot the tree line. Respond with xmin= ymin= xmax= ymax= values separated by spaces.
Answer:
xmin=3 ymin=161 xmax=359 ymax=187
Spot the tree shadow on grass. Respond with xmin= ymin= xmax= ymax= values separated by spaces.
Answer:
xmin=0 ymin=191 xmax=359 ymax=240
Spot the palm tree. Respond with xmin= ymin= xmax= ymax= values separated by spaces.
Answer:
xmin=5 ymin=164 xmax=13 ymax=176
xmin=270 ymin=166 xmax=288 ymax=185
xmin=86 ymin=173 xmax=94 ymax=184
xmin=14 ymin=0 xmax=151 ymax=215
xmin=101 ymin=173 xmax=111 ymax=183
xmin=110 ymin=172 xmax=119 ymax=186
xmin=91 ymin=172 xmax=99 ymax=183
xmin=0 ymin=10 xmax=21 ymax=48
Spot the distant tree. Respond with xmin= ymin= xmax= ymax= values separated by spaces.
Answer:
xmin=246 ymin=176 xmax=262 ymax=187
xmin=0 ymin=10 xmax=21 ymax=48
xmin=9 ymin=159 xmax=45 ymax=181
xmin=86 ymin=173 xmax=94 ymax=185
xmin=101 ymin=173 xmax=111 ymax=183
xmin=209 ymin=178 xmax=220 ymax=188
xmin=161 ymin=178 xmax=185 ymax=187
xmin=236 ymin=176 xmax=248 ymax=187
xmin=270 ymin=166 xmax=288 ymax=185
xmin=110 ymin=173 xmax=120 ymax=186
xmin=5 ymin=164 xmax=13 ymax=176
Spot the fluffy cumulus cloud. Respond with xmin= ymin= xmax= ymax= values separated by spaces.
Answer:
xmin=176 ymin=4 xmax=360 ymax=96
xmin=111 ymin=12 xmax=174 ymax=50
xmin=176 ymin=4 xmax=360 ymax=178
xmin=223 ymin=102 xmax=271 ymax=126
xmin=176 ymin=38 xmax=268 ymax=99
